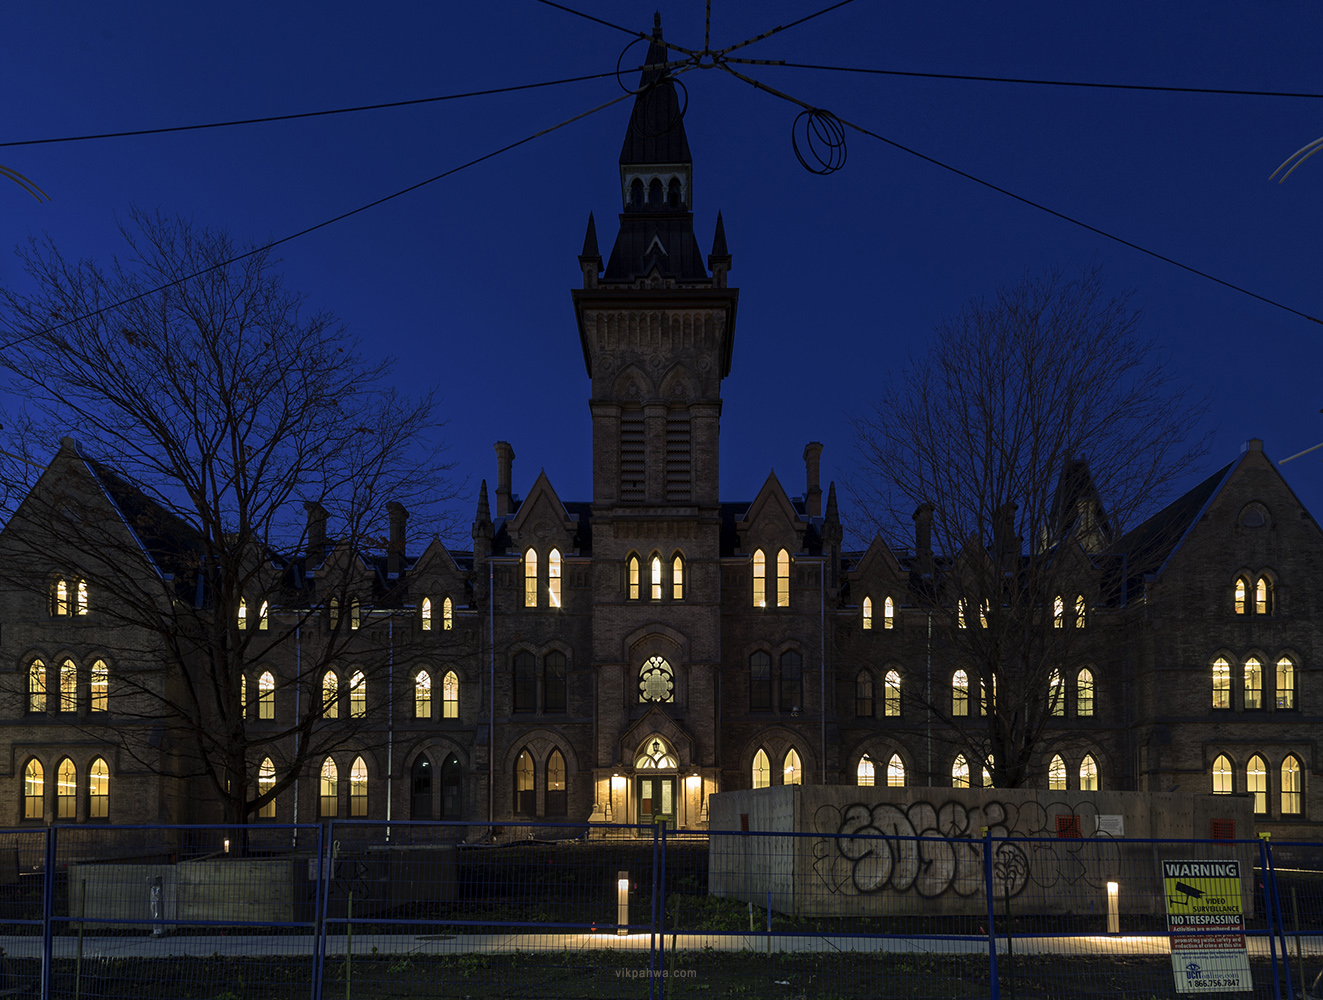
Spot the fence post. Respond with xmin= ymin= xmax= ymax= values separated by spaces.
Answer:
xmin=649 ymin=822 xmax=659 ymax=1000
xmin=1264 ymin=841 xmax=1293 ymax=1000
xmin=311 ymin=823 xmax=329 ymax=1000
xmin=657 ymin=821 xmax=667 ymax=1000
xmin=40 ymin=825 xmax=55 ymax=1000
xmin=981 ymin=831 xmax=1001 ymax=1000
xmin=1259 ymin=838 xmax=1283 ymax=1000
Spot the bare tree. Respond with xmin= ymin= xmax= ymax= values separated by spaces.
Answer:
xmin=851 ymin=267 xmax=1206 ymax=789
xmin=0 ymin=209 xmax=460 ymax=827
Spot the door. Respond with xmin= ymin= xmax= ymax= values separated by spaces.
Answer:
xmin=636 ymin=776 xmax=675 ymax=827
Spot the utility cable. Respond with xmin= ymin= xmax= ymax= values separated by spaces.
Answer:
xmin=714 ymin=0 xmax=862 ymax=57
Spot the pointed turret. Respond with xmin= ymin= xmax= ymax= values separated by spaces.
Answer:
xmin=471 ymin=479 xmax=493 ymax=600
xmin=709 ymin=211 xmax=731 ymax=287
xmin=822 ymin=482 xmax=842 ymax=593
xmin=579 ymin=212 xmax=601 ymax=288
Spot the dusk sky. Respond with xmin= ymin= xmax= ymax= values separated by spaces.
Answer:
xmin=4 ymin=2 xmax=1323 ymax=549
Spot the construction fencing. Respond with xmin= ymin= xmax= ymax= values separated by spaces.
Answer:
xmin=1 ymin=821 xmax=1320 ymax=999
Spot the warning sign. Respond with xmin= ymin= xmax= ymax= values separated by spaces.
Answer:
xmin=1162 ymin=860 xmax=1252 ymax=993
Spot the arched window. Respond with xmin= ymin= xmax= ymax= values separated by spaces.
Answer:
xmin=1079 ymin=755 xmax=1099 ymax=791
xmin=672 ymin=554 xmax=684 ymax=600
xmin=258 ymin=601 xmax=269 ymax=630
xmin=628 ymin=555 xmax=640 ymax=600
xmin=54 ymin=578 xmax=69 ymax=616
xmin=887 ymin=754 xmax=905 ymax=787
xmin=1282 ymin=756 xmax=1302 ymax=814
xmin=1212 ymin=754 xmax=1233 ymax=794
xmin=514 ymin=749 xmax=535 ymax=816
xmin=639 ymin=656 xmax=674 ymax=703
xmin=322 ymin=671 xmax=339 ymax=719
xmin=1244 ymin=657 xmax=1263 ymax=710
xmin=258 ymin=671 xmax=275 ymax=720
xmin=1277 ymin=657 xmax=1296 ymax=709
xmin=862 ymin=597 xmax=873 ymax=630
xmin=320 ymin=757 xmax=338 ymax=818
xmin=983 ymin=757 xmax=995 ymax=788
xmin=89 ymin=757 xmax=109 ymax=819
xmin=952 ymin=754 xmax=970 ymax=788
xmin=257 ymin=758 xmax=276 ymax=818
xmin=441 ymin=754 xmax=462 ymax=819
xmin=634 ymin=736 xmax=677 ymax=769
xmin=59 ymin=659 xmax=76 ymax=713
xmin=348 ymin=671 xmax=365 ymax=717
xmin=1256 ymin=577 xmax=1272 ymax=615
xmin=443 ymin=670 xmax=460 ymax=719
xmin=752 ymin=749 xmax=770 ymax=789
xmin=777 ymin=550 xmax=790 ymax=607
xmin=524 ymin=550 xmax=538 ymax=608
xmin=667 ymin=176 xmax=682 ymax=208
xmin=421 ymin=597 xmax=432 ymax=631
xmin=76 ymin=580 xmax=88 ymax=616
xmin=752 ymin=549 xmax=766 ymax=607
xmin=1234 ymin=577 xmax=1248 ymax=615
xmin=855 ymin=671 xmax=873 ymax=717
xmin=648 ymin=177 xmax=663 ymax=206
xmin=884 ymin=596 xmax=895 ymax=629
xmin=349 ymin=757 xmax=368 ymax=817
xmin=749 ymin=652 xmax=771 ymax=711
xmin=1053 ymin=595 xmax=1064 ymax=628
xmin=884 ymin=669 xmax=901 ymax=717
xmin=1247 ymin=755 xmax=1267 ymax=815
xmin=329 ymin=597 xmax=340 ymax=629
xmin=443 ymin=596 xmax=453 ymax=630
xmin=57 ymin=758 xmax=76 ymax=820
xmin=952 ymin=670 xmax=969 ymax=717
xmin=957 ymin=599 xmax=968 ymax=629
xmin=1212 ymin=657 xmax=1231 ymax=709
xmin=783 ymin=749 xmax=802 ymax=785
xmin=91 ymin=660 xmax=108 ymax=712
xmin=549 ymin=549 xmax=562 ymax=608
xmin=546 ymin=749 xmax=567 ymax=817
xmin=28 ymin=660 xmax=46 ymax=713
xmin=238 ymin=598 xmax=247 ymax=630
xmin=1048 ymin=669 xmax=1064 ymax=716
xmin=411 ymin=756 xmax=433 ymax=820
xmin=513 ymin=652 xmax=535 ymax=712
xmin=414 ymin=670 xmax=432 ymax=719
xmin=780 ymin=651 xmax=803 ymax=712
xmin=24 ymin=759 xmax=44 ymax=820
xmin=630 ymin=177 xmax=644 ymax=208
xmin=1075 ymin=594 xmax=1085 ymax=628
xmin=856 ymin=755 xmax=875 ymax=786
xmin=1048 ymin=754 xmax=1067 ymax=790
xmin=650 ymin=554 xmax=662 ymax=601
xmin=544 ymin=652 xmax=566 ymax=713
xmin=350 ymin=599 xmax=361 ymax=630
xmin=1077 ymin=668 xmax=1095 ymax=717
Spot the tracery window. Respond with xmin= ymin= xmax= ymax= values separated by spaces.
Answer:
xmin=857 ymin=755 xmax=874 ymax=786
xmin=258 ymin=670 xmax=275 ymax=720
xmin=258 ymin=758 xmax=276 ymax=818
xmin=514 ymin=750 xmax=535 ymax=816
xmin=421 ymin=597 xmax=432 ymax=630
xmin=672 ymin=555 xmax=684 ymax=600
xmin=635 ymin=736 xmax=677 ymax=769
xmin=320 ymin=757 xmax=338 ymax=818
xmin=887 ymin=754 xmax=905 ymax=787
xmin=546 ymin=749 xmax=567 ymax=817
xmin=89 ymin=758 xmax=109 ymax=819
xmin=855 ymin=671 xmax=873 ymax=717
xmin=1048 ymin=669 xmax=1064 ymax=717
xmin=1277 ymin=657 xmax=1296 ymax=709
xmin=1212 ymin=657 xmax=1231 ymax=710
xmin=952 ymin=754 xmax=970 ymax=788
xmin=28 ymin=660 xmax=46 ymax=713
xmin=862 ymin=597 xmax=872 ymax=630
xmin=1282 ymin=756 xmax=1302 ymax=814
xmin=57 ymin=758 xmax=76 ymax=820
xmin=443 ymin=597 xmax=453 ymax=630
xmin=952 ymin=670 xmax=969 ymax=717
xmin=638 ymin=656 xmax=674 ymax=703
xmin=349 ymin=757 xmax=367 ymax=817
xmin=777 ymin=550 xmax=790 ymax=607
xmin=884 ymin=669 xmax=901 ymax=717
xmin=884 ymin=596 xmax=895 ymax=629
xmin=1079 ymin=754 xmax=1099 ymax=791
xmin=783 ymin=749 xmax=802 ymax=785
xmin=524 ymin=550 xmax=538 ymax=608
xmin=24 ymin=759 xmax=43 ymax=820
xmin=322 ymin=671 xmax=339 ymax=719
xmin=543 ymin=652 xmax=566 ymax=713
xmin=752 ymin=749 xmax=770 ymax=789
xmin=1212 ymin=754 xmax=1233 ymax=794
xmin=54 ymin=578 xmax=68 ymax=616
xmin=651 ymin=555 xmax=662 ymax=601
xmin=549 ymin=549 xmax=562 ymax=608
xmin=753 ymin=550 xmax=766 ymax=608
xmin=415 ymin=670 xmax=432 ymax=719
xmin=1077 ymin=668 xmax=1095 ymax=717
xmin=60 ymin=659 xmax=76 ymax=713
xmin=1049 ymin=754 xmax=1067 ymax=790
xmin=1234 ymin=577 xmax=1248 ymax=615
xmin=238 ymin=598 xmax=248 ymax=630
xmin=443 ymin=670 xmax=459 ymax=719
xmin=1053 ymin=595 xmax=1064 ymax=628
xmin=1245 ymin=657 xmax=1263 ymax=710
xmin=91 ymin=660 xmax=108 ymax=712
xmin=348 ymin=671 xmax=365 ymax=717
xmin=1247 ymin=755 xmax=1267 ymax=814
xmin=628 ymin=555 xmax=640 ymax=600
xmin=750 ymin=652 xmax=771 ymax=712
xmin=1075 ymin=595 xmax=1086 ymax=628
xmin=1256 ymin=577 xmax=1272 ymax=615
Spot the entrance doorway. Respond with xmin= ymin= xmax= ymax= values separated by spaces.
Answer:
xmin=637 ymin=775 xmax=675 ymax=827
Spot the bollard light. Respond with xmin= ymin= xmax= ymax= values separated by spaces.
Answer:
xmin=617 ymin=870 xmax=629 ymax=936
xmin=1106 ymin=881 xmax=1120 ymax=934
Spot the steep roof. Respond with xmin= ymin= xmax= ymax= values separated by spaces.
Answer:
xmin=617 ymin=16 xmax=691 ymax=168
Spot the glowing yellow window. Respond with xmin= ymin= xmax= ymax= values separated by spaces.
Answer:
xmin=783 ymin=749 xmax=802 ymax=785
xmin=322 ymin=671 xmax=338 ymax=719
xmin=1245 ymin=657 xmax=1263 ymax=709
xmin=1234 ymin=577 xmax=1247 ymax=615
xmin=91 ymin=660 xmax=108 ymax=712
xmin=421 ymin=597 xmax=432 ymax=630
xmin=887 ymin=754 xmax=905 ymax=787
xmin=883 ymin=596 xmax=894 ymax=629
xmin=1277 ymin=658 xmax=1296 ymax=709
xmin=443 ymin=597 xmax=453 ymax=630
xmin=28 ymin=660 xmax=45 ymax=713
xmin=238 ymin=598 xmax=247 ymax=630
xmin=1247 ymin=755 xmax=1267 ymax=814
xmin=957 ymin=600 xmax=968 ymax=629
xmin=1256 ymin=577 xmax=1271 ymax=615
xmin=777 ymin=550 xmax=790 ymax=607
xmin=258 ymin=601 xmax=269 ymax=630
xmin=348 ymin=671 xmax=365 ymax=718
xmin=89 ymin=757 xmax=109 ymax=819
xmin=1077 ymin=668 xmax=1095 ymax=717
xmin=650 ymin=555 xmax=662 ymax=601
xmin=524 ymin=550 xmax=538 ymax=608
xmin=1075 ymin=595 xmax=1085 ymax=628
xmin=752 ymin=749 xmax=770 ymax=789
xmin=752 ymin=550 xmax=766 ymax=607
xmin=1048 ymin=754 xmax=1066 ymax=790
xmin=979 ymin=600 xmax=989 ymax=629
xmin=1282 ymin=756 xmax=1302 ymax=814
xmin=1212 ymin=754 xmax=1232 ymax=794
xmin=1048 ymin=669 xmax=1064 ymax=716
xmin=258 ymin=670 xmax=275 ymax=720
xmin=628 ymin=556 xmax=640 ymax=600
xmin=320 ymin=757 xmax=338 ymax=818
xmin=443 ymin=670 xmax=459 ymax=719
xmin=349 ymin=756 xmax=368 ymax=817
xmin=54 ymin=578 xmax=68 ymax=616
xmin=856 ymin=755 xmax=875 ymax=786
xmin=549 ymin=549 xmax=562 ymax=608
xmin=415 ymin=670 xmax=432 ymax=719
xmin=862 ymin=597 xmax=872 ymax=630
xmin=884 ymin=670 xmax=901 ymax=717
xmin=672 ymin=555 xmax=683 ymax=600
xmin=76 ymin=580 xmax=88 ymax=615
xmin=60 ymin=659 xmax=76 ymax=712
xmin=350 ymin=599 xmax=361 ymax=630
xmin=57 ymin=758 xmax=76 ymax=819
xmin=1212 ymin=658 xmax=1231 ymax=709
xmin=952 ymin=670 xmax=969 ymax=716
xmin=1079 ymin=755 xmax=1099 ymax=791
xmin=1053 ymin=595 xmax=1064 ymax=628
xmin=257 ymin=758 xmax=276 ymax=818
xmin=24 ymin=759 xmax=43 ymax=819
xmin=952 ymin=754 xmax=970 ymax=788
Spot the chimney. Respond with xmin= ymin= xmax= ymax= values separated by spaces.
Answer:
xmin=803 ymin=442 xmax=823 ymax=518
xmin=995 ymin=503 xmax=1019 ymax=567
xmin=387 ymin=502 xmax=408 ymax=577
xmin=304 ymin=501 xmax=328 ymax=567
xmin=494 ymin=441 xmax=516 ymax=518
xmin=913 ymin=503 xmax=934 ymax=576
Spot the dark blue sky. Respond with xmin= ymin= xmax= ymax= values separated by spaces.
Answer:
xmin=4 ymin=2 xmax=1323 ymax=547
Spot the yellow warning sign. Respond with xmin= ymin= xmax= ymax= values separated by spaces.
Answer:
xmin=1161 ymin=860 xmax=1251 ymax=993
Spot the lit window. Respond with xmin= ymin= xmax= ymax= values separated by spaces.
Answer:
xmin=1077 ymin=668 xmax=1095 ymax=717
xmin=549 ymin=549 xmax=562 ymax=608
xmin=415 ymin=670 xmax=432 ymax=719
xmin=421 ymin=597 xmax=432 ymax=630
xmin=54 ymin=578 xmax=68 ymax=616
xmin=24 ymin=759 xmax=43 ymax=820
xmin=1245 ymin=657 xmax=1263 ymax=710
xmin=672 ymin=555 xmax=684 ymax=600
xmin=543 ymin=652 xmax=566 ymax=713
xmin=320 ymin=757 xmax=338 ymax=818
xmin=547 ymin=749 xmax=567 ymax=817
xmin=1256 ymin=577 xmax=1271 ymax=615
xmin=513 ymin=652 xmax=535 ymax=712
xmin=349 ymin=756 xmax=367 ymax=817
xmin=1075 ymin=595 xmax=1085 ymax=628
xmin=979 ymin=600 xmax=989 ymax=629
xmin=639 ymin=656 xmax=674 ymax=703
xmin=329 ymin=598 xmax=340 ymax=629
xmin=862 ymin=597 xmax=873 ymax=630
xmin=777 ymin=550 xmax=790 ymax=608
xmin=443 ymin=597 xmax=453 ymax=630
xmin=1053 ymin=595 xmax=1064 ymax=628
xmin=952 ymin=670 xmax=969 ymax=717
xmin=258 ymin=670 xmax=275 ymax=720
xmin=855 ymin=671 xmax=873 ymax=717
xmin=783 ymin=749 xmax=802 ymax=785
xmin=322 ymin=671 xmax=338 ymax=719
xmin=884 ymin=596 xmax=895 ymax=629
xmin=238 ymin=598 xmax=247 ymax=630
xmin=750 ymin=652 xmax=771 ymax=712
xmin=1277 ymin=658 xmax=1296 ymax=709
xmin=957 ymin=600 xmax=968 ymax=629
xmin=348 ymin=671 xmax=365 ymax=717
xmin=628 ymin=556 xmax=640 ymax=600
xmin=1079 ymin=755 xmax=1098 ymax=791
xmin=634 ymin=736 xmax=677 ymax=769
xmin=1247 ymin=755 xmax=1267 ymax=814
xmin=258 ymin=601 xmax=269 ymax=630
xmin=89 ymin=757 xmax=108 ymax=819
xmin=1049 ymin=754 xmax=1066 ymax=790
xmin=952 ymin=754 xmax=970 ymax=788
xmin=780 ymin=652 xmax=803 ymax=712
xmin=524 ymin=550 xmax=538 ymax=608
xmin=28 ymin=660 xmax=45 ymax=713
xmin=91 ymin=660 xmax=108 ymax=712
xmin=257 ymin=758 xmax=276 ymax=818
xmin=1212 ymin=754 xmax=1233 ymax=794
xmin=884 ymin=669 xmax=901 ymax=717
xmin=753 ymin=550 xmax=766 ymax=608
xmin=1048 ymin=669 xmax=1064 ymax=716
xmin=1212 ymin=657 xmax=1231 ymax=710
xmin=887 ymin=754 xmax=905 ymax=787
xmin=76 ymin=580 xmax=88 ymax=615
xmin=752 ymin=749 xmax=770 ymax=789
xmin=514 ymin=749 xmax=535 ymax=816
xmin=650 ymin=554 xmax=662 ymax=601
xmin=857 ymin=755 xmax=875 ymax=786
xmin=983 ymin=757 xmax=994 ymax=788
xmin=60 ymin=659 xmax=76 ymax=713
xmin=57 ymin=758 xmax=76 ymax=820
xmin=1234 ymin=577 xmax=1247 ymax=615
xmin=350 ymin=599 xmax=360 ymax=630
xmin=1282 ymin=756 xmax=1302 ymax=814
xmin=443 ymin=670 xmax=459 ymax=719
